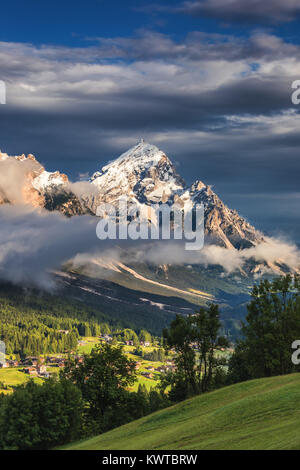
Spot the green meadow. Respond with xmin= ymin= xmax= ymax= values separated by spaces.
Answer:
xmin=78 ymin=340 xmax=165 ymax=391
xmin=0 ymin=368 xmax=43 ymax=394
xmin=62 ymin=373 xmax=300 ymax=450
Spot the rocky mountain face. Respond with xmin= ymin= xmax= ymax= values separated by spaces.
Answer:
xmin=0 ymin=150 xmax=90 ymax=216
xmin=189 ymin=180 xmax=264 ymax=250
xmin=90 ymin=140 xmax=186 ymax=206
xmin=88 ymin=140 xmax=264 ymax=250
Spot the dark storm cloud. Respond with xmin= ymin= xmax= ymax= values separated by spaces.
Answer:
xmin=179 ymin=0 xmax=300 ymax=24
xmin=0 ymin=69 xmax=295 ymax=180
xmin=178 ymin=126 xmax=300 ymax=196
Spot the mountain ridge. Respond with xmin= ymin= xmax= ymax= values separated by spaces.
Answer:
xmin=0 ymin=141 xmax=294 ymax=277
xmin=0 ymin=140 xmax=264 ymax=251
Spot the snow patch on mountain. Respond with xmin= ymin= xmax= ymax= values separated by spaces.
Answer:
xmin=32 ymin=170 xmax=68 ymax=191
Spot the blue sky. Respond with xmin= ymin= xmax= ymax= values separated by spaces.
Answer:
xmin=0 ymin=1 xmax=243 ymax=45
xmin=2 ymin=0 xmax=300 ymax=46
xmin=1 ymin=0 xmax=300 ymax=241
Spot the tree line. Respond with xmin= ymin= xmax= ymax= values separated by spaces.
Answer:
xmin=227 ymin=275 xmax=300 ymax=383
xmin=162 ymin=275 xmax=300 ymax=402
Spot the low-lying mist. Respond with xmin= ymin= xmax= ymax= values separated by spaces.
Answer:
xmin=0 ymin=204 xmax=299 ymax=290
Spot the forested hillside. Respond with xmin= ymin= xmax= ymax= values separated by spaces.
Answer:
xmin=0 ymin=282 xmax=125 ymax=356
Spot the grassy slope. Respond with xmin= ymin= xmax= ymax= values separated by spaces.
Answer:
xmin=0 ymin=369 xmax=43 ymax=394
xmin=63 ymin=373 xmax=300 ymax=450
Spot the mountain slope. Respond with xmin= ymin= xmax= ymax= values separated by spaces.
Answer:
xmin=189 ymin=180 xmax=264 ymax=249
xmin=0 ymin=150 xmax=90 ymax=216
xmin=62 ymin=261 xmax=249 ymax=339
xmin=62 ymin=373 xmax=300 ymax=450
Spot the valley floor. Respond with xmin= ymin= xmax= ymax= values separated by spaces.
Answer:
xmin=62 ymin=373 xmax=300 ymax=450
xmin=0 ymin=338 xmax=169 ymax=393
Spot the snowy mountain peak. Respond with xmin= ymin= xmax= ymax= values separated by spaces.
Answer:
xmin=90 ymin=141 xmax=185 ymax=205
xmin=94 ymin=140 xmax=167 ymax=177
